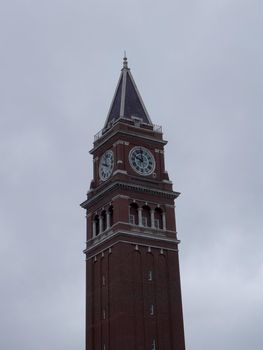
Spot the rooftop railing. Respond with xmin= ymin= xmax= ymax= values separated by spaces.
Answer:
xmin=94 ymin=129 xmax=103 ymax=142
xmin=94 ymin=120 xmax=162 ymax=142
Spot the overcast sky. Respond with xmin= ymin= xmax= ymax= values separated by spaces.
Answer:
xmin=0 ymin=0 xmax=262 ymax=349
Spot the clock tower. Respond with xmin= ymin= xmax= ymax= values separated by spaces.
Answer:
xmin=81 ymin=56 xmax=186 ymax=350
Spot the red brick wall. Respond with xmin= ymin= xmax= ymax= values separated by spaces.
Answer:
xmin=86 ymin=242 xmax=185 ymax=350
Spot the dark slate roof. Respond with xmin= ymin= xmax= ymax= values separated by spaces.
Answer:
xmin=104 ymin=57 xmax=152 ymax=129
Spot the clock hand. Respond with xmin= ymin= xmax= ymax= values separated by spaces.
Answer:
xmin=135 ymin=155 xmax=143 ymax=163
xmin=139 ymin=149 xmax=144 ymax=162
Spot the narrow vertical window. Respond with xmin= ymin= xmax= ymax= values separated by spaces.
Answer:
xmin=108 ymin=205 xmax=113 ymax=227
xmin=101 ymin=210 xmax=107 ymax=231
xmin=148 ymin=270 xmax=153 ymax=281
xmin=94 ymin=215 xmax=100 ymax=236
xmin=150 ymin=304 xmax=154 ymax=315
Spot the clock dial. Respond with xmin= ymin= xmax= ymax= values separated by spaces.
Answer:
xmin=129 ymin=147 xmax=155 ymax=176
xmin=99 ymin=150 xmax=114 ymax=181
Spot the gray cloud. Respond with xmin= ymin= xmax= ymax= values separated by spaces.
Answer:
xmin=0 ymin=0 xmax=262 ymax=349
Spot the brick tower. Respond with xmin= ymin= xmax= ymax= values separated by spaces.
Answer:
xmin=81 ymin=56 xmax=185 ymax=350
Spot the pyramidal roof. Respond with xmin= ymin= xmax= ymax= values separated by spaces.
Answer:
xmin=104 ymin=56 xmax=152 ymax=129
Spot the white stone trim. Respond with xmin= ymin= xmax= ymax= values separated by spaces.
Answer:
xmin=165 ymin=204 xmax=175 ymax=208
xmin=90 ymin=129 xmax=167 ymax=154
xmin=162 ymin=179 xmax=173 ymax=184
xmin=113 ymin=140 xmax=130 ymax=146
xmin=82 ymin=180 xmax=178 ymax=204
xmin=111 ymin=194 xmax=129 ymax=201
xmin=84 ymin=226 xmax=179 ymax=254
xmin=112 ymin=169 xmax=127 ymax=176
xmin=85 ymin=239 xmax=178 ymax=260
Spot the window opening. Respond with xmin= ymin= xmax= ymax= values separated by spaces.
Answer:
xmin=154 ymin=219 xmax=160 ymax=229
xmin=108 ymin=206 xmax=113 ymax=227
xmin=150 ymin=304 xmax=154 ymax=315
xmin=101 ymin=210 xmax=107 ymax=231
xmin=129 ymin=214 xmax=135 ymax=225
xmin=142 ymin=205 xmax=151 ymax=227
xmin=94 ymin=216 xmax=100 ymax=236
xmin=148 ymin=270 xmax=153 ymax=281
xmin=130 ymin=203 xmax=139 ymax=225
xmin=142 ymin=216 xmax=147 ymax=227
xmin=102 ymin=275 xmax=106 ymax=286
xmin=154 ymin=208 xmax=163 ymax=229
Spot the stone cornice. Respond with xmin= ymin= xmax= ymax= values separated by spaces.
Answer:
xmin=80 ymin=181 xmax=180 ymax=209
xmin=83 ymin=229 xmax=180 ymax=256
xmin=90 ymin=128 xmax=167 ymax=154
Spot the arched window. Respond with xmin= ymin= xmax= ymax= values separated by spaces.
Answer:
xmin=108 ymin=205 xmax=113 ymax=227
xmin=101 ymin=210 xmax=107 ymax=232
xmin=94 ymin=215 xmax=100 ymax=236
xmin=142 ymin=205 xmax=151 ymax=227
xmin=154 ymin=208 xmax=163 ymax=229
xmin=129 ymin=203 xmax=138 ymax=225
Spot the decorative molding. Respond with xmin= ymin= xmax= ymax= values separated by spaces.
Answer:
xmin=85 ymin=239 xmax=178 ymax=260
xmin=90 ymin=219 xmax=177 ymax=238
xmin=81 ymin=181 xmax=180 ymax=208
xmin=90 ymin=129 xmax=167 ymax=154
xmin=112 ymin=170 xmax=128 ymax=176
xmin=84 ymin=226 xmax=179 ymax=254
xmin=129 ymin=198 xmax=165 ymax=209
xmin=111 ymin=194 xmax=130 ymax=201
xmin=162 ymin=179 xmax=173 ymax=184
xmin=155 ymin=149 xmax=165 ymax=154
xmin=113 ymin=140 xmax=130 ymax=147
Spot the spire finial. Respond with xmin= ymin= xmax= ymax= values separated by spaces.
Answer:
xmin=123 ymin=51 xmax=128 ymax=68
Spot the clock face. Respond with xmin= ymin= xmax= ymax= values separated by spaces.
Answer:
xmin=99 ymin=150 xmax=114 ymax=181
xmin=129 ymin=147 xmax=155 ymax=176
